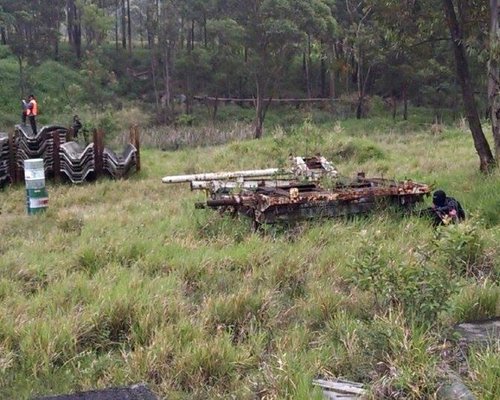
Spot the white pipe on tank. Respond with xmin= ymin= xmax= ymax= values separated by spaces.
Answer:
xmin=162 ymin=168 xmax=287 ymax=183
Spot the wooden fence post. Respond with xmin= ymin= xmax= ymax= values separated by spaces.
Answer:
xmin=93 ymin=129 xmax=104 ymax=179
xmin=52 ymin=130 xmax=61 ymax=182
xmin=131 ymin=125 xmax=141 ymax=172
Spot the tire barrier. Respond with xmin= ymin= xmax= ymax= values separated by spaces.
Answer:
xmin=59 ymin=141 xmax=138 ymax=183
xmin=15 ymin=124 xmax=69 ymax=177
xmin=0 ymin=126 xmax=140 ymax=188
xmin=60 ymin=142 xmax=95 ymax=184
xmin=103 ymin=143 xmax=138 ymax=179
xmin=0 ymin=133 xmax=9 ymax=187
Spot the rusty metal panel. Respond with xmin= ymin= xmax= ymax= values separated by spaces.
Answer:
xmin=33 ymin=384 xmax=157 ymax=400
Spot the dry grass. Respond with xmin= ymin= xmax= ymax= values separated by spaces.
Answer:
xmin=0 ymin=118 xmax=499 ymax=399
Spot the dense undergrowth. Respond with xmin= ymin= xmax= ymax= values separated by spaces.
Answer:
xmin=0 ymin=117 xmax=499 ymax=399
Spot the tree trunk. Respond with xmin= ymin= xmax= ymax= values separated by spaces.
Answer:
xmin=67 ymin=0 xmax=74 ymax=44
xmin=443 ymin=0 xmax=495 ymax=172
xmin=127 ymin=0 xmax=132 ymax=54
xmin=392 ymin=96 xmax=397 ymax=120
xmin=320 ymin=45 xmax=327 ymax=97
xmin=67 ymin=0 xmax=81 ymax=59
xmin=203 ymin=13 xmax=208 ymax=48
xmin=151 ymin=49 xmax=160 ymax=115
xmin=1 ymin=27 xmax=6 ymax=45
xmin=255 ymin=79 xmax=264 ymax=139
xmin=164 ymin=45 xmax=172 ymax=115
xmin=356 ymin=52 xmax=363 ymax=119
xmin=254 ymin=78 xmax=272 ymax=139
xmin=305 ymin=35 xmax=312 ymax=98
xmin=121 ymin=0 xmax=126 ymax=49
xmin=403 ymin=83 xmax=408 ymax=120
xmin=115 ymin=0 xmax=119 ymax=50
xmin=18 ymin=56 xmax=25 ymax=97
xmin=489 ymin=0 xmax=500 ymax=164
xmin=191 ymin=19 xmax=195 ymax=51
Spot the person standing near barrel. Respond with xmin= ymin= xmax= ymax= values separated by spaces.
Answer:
xmin=21 ymin=94 xmax=38 ymax=135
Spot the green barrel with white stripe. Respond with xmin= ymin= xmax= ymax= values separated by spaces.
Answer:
xmin=24 ymin=159 xmax=48 ymax=214
xmin=26 ymin=187 xmax=49 ymax=214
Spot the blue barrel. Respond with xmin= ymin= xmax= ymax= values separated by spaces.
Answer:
xmin=24 ymin=159 xmax=48 ymax=214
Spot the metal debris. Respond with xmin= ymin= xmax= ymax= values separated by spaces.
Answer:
xmin=163 ymin=156 xmax=430 ymax=226
xmin=33 ymin=384 xmax=157 ymax=400
xmin=454 ymin=317 xmax=500 ymax=346
xmin=313 ymin=378 xmax=367 ymax=399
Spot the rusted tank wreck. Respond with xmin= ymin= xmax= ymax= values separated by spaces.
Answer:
xmin=162 ymin=156 xmax=430 ymax=226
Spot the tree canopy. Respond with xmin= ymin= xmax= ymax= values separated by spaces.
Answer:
xmin=0 ymin=0 xmax=498 ymax=168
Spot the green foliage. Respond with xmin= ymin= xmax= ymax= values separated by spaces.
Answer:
xmin=370 ymin=314 xmax=442 ymax=399
xmin=175 ymin=113 xmax=196 ymax=127
xmin=446 ymin=283 xmax=500 ymax=323
xmin=466 ymin=344 xmax=500 ymax=400
xmin=349 ymin=241 xmax=455 ymax=323
xmin=431 ymin=221 xmax=486 ymax=279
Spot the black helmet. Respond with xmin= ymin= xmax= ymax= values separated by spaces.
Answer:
xmin=432 ymin=190 xmax=446 ymax=207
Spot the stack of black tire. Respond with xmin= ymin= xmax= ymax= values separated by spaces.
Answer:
xmin=59 ymin=142 xmax=95 ymax=184
xmin=15 ymin=124 xmax=68 ymax=176
xmin=0 ymin=133 xmax=9 ymax=187
xmin=1 ymin=125 xmax=138 ymax=186
xmin=103 ymin=144 xmax=138 ymax=179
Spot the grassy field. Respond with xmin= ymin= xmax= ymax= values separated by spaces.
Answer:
xmin=0 ymin=117 xmax=499 ymax=399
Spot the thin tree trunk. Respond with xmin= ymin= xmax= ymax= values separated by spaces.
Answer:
xmin=164 ymin=46 xmax=172 ymax=114
xmin=403 ymin=83 xmax=408 ymax=120
xmin=67 ymin=0 xmax=81 ymax=59
xmin=212 ymin=97 xmax=219 ymax=121
xmin=305 ymin=35 xmax=312 ymax=98
xmin=255 ymin=79 xmax=264 ymax=139
xmin=121 ymin=0 xmax=126 ymax=49
xmin=254 ymin=79 xmax=272 ymax=139
xmin=18 ymin=57 xmax=25 ymax=97
xmin=320 ymin=44 xmax=327 ymax=97
xmin=443 ymin=0 xmax=495 ymax=172
xmin=127 ymin=0 xmax=132 ymax=54
xmin=1 ymin=27 xmax=7 ymax=45
xmin=115 ymin=0 xmax=119 ymax=50
xmin=151 ymin=49 xmax=160 ymax=115
xmin=392 ymin=96 xmax=397 ymax=120
xmin=489 ymin=0 xmax=500 ymax=164
xmin=191 ymin=19 xmax=195 ymax=51
xmin=203 ymin=13 xmax=208 ymax=48
xmin=356 ymin=52 xmax=363 ymax=119
xmin=67 ymin=0 xmax=74 ymax=44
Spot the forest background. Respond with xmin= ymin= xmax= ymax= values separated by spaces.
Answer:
xmin=0 ymin=0 xmax=499 ymax=169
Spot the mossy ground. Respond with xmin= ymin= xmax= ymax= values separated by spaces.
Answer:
xmin=0 ymin=117 xmax=499 ymax=399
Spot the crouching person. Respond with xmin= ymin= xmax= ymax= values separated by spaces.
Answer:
xmin=424 ymin=189 xmax=466 ymax=226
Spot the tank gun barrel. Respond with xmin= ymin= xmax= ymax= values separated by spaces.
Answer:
xmin=162 ymin=168 xmax=285 ymax=183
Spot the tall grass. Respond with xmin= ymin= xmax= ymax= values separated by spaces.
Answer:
xmin=0 ymin=117 xmax=499 ymax=399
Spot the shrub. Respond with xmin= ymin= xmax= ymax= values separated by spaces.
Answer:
xmin=432 ymin=221 xmax=486 ymax=279
xmin=350 ymin=242 xmax=455 ymax=323
xmin=370 ymin=314 xmax=442 ymax=399
xmin=446 ymin=282 xmax=500 ymax=323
